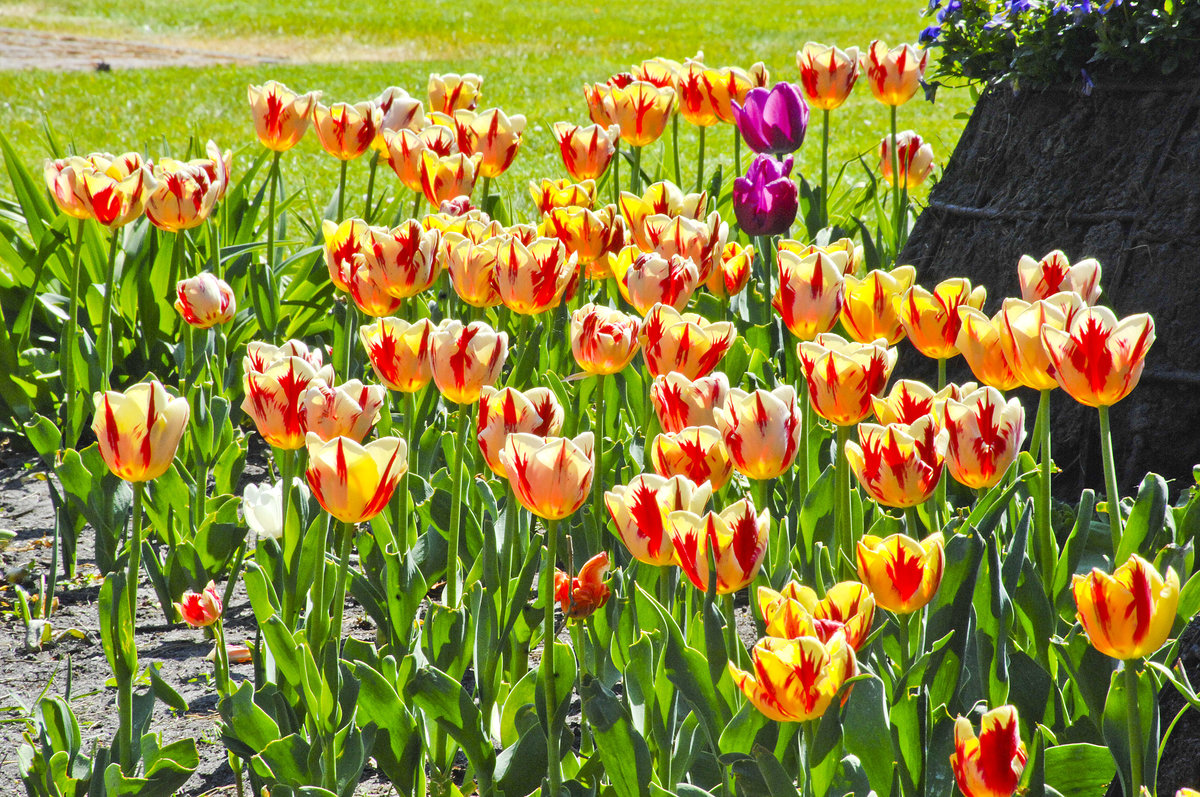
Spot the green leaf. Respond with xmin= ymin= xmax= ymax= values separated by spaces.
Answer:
xmin=1044 ymin=743 xmax=1116 ymax=797
xmin=752 ymin=742 xmax=801 ymax=797
xmin=841 ymin=674 xmax=894 ymax=793
xmin=406 ymin=665 xmax=496 ymax=785
xmin=1117 ymin=474 xmax=1167 ymax=564
xmin=581 ymin=675 xmax=653 ymax=797
xmin=1101 ymin=666 xmax=1159 ymax=797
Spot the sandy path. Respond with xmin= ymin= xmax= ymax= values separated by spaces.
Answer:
xmin=0 ymin=25 xmax=285 ymax=70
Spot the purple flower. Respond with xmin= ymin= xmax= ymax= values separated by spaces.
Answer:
xmin=733 ymin=155 xmax=798 ymax=237
xmin=732 ymin=83 xmax=810 ymax=157
xmin=920 ymin=25 xmax=943 ymax=44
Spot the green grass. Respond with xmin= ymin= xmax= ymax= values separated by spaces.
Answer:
xmin=0 ymin=0 xmax=971 ymax=220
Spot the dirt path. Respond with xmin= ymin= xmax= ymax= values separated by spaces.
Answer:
xmin=0 ymin=26 xmax=284 ymax=71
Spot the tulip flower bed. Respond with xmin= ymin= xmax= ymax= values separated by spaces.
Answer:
xmin=2 ymin=33 xmax=1200 ymax=797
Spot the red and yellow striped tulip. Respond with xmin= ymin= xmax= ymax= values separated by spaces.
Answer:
xmin=639 ymin=304 xmax=736 ymax=380
xmin=955 ymin=307 xmax=1022 ymax=391
xmin=632 ymin=55 xmax=692 ymax=91
xmin=359 ymin=318 xmax=434 ymax=393
xmin=650 ymin=371 xmax=730 ymax=433
xmin=863 ymin=41 xmax=928 ymax=107
xmin=944 ymin=387 xmax=1026 ymax=490
xmin=640 ymin=212 xmax=726 ymax=281
xmin=529 ymin=178 xmax=597 ymax=215
xmin=758 ymin=581 xmax=875 ymax=650
xmin=841 ymin=266 xmax=916 ymax=345
xmin=951 ymin=706 xmax=1028 ymax=797
xmin=430 ymin=320 xmax=508 ymax=405
xmin=374 ymin=86 xmax=425 ymax=140
xmin=358 ymin=221 xmax=441 ymax=299
xmin=798 ymin=333 xmax=897 ymax=426
xmin=677 ymin=62 xmax=724 ymax=127
xmin=542 ymin=205 xmax=623 ymax=268
xmin=428 ymin=73 xmax=483 ymax=114
xmin=1041 ymin=306 xmax=1155 ymax=408
xmin=382 ymin=125 xmax=456 ymax=193
xmin=1073 ymin=554 xmax=1180 ymax=659
xmin=305 ymin=433 xmax=407 ymax=524
xmin=476 ymin=386 xmax=565 ymax=477
xmin=555 ymin=552 xmax=611 ymax=619
xmin=92 ymin=380 xmax=189 ymax=482
xmin=494 ymin=236 xmax=577 ymax=315
xmin=1017 ymin=250 xmax=1102 ymax=305
xmin=607 ymin=81 xmax=677 ymax=147
xmin=668 ymin=499 xmax=769 ymax=594
xmin=321 ymin=218 xmax=371 ymax=293
xmin=76 ymin=153 xmax=156 ymax=228
xmin=796 ymin=43 xmax=861 ymax=111
xmin=454 ymin=108 xmax=526 ymax=178
xmin=728 ymin=634 xmax=856 ymax=722
xmin=773 ymin=249 xmax=846 ymax=341
xmin=870 ymin=379 xmax=950 ymax=425
xmin=443 ymin=234 xmax=503 ymax=309
xmin=706 ymin=241 xmax=754 ymax=298
xmin=898 ymin=278 xmax=987 ymax=361
xmin=571 ymin=304 xmax=641 ymax=375
xmin=651 ymin=425 xmax=733 ymax=491
xmin=605 ymin=473 xmax=712 ymax=566
xmin=312 ymin=101 xmax=382 ymax=161
xmin=856 ymin=531 xmax=945 ymax=613
xmin=714 ymin=386 xmax=803 ymax=480
xmin=347 ymin=253 xmax=404 ymax=318
xmin=778 ymin=237 xmax=863 ymax=277
xmin=707 ymin=63 xmax=770 ymax=124
xmin=299 ymin=379 xmax=386 ymax=443
xmin=419 ymin=151 xmax=483 ymax=206
xmin=552 ymin=122 xmax=622 ymax=182
xmin=242 ymin=354 xmax=331 ymax=451
xmin=879 ymin=130 xmax=934 ymax=189
xmin=175 ymin=581 xmax=222 ymax=627
xmin=145 ymin=161 xmax=219 ymax=232
xmin=245 ymin=339 xmax=330 ymax=376
xmin=501 ymin=432 xmax=595 ymax=520
xmin=846 ymin=416 xmax=948 ymax=508
xmin=613 ymin=247 xmax=700 ymax=316
xmin=247 ymin=81 xmax=319 ymax=152
xmin=997 ymin=295 xmax=1083 ymax=392
xmin=175 ymin=273 xmax=236 ymax=329
xmin=619 ymin=181 xmax=707 ymax=250
xmin=44 ymin=157 xmax=95 ymax=219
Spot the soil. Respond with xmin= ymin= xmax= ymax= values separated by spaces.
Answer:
xmin=0 ymin=26 xmax=281 ymax=71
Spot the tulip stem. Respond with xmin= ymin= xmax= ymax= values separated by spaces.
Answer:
xmin=836 ymin=424 xmax=853 ymax=575
xmin=695 ymin=126 xmax=706 ymax=194
xmin=889 ymin=106 xmax=903 ymax=262
xmin=212 ymin=618 xmax=232 ymax=696
xmin=671 ymin=113 xmax=682 ymax=185
xmin=542 ymin=517 xmax=563 ymax=796
xmin=934 ymin=358 xmax=947 ymax=526
xmin=264 ymin=150 xmax=282 ymax=342
xmin=280 ymin=449 xmax=302 ymax=629
xmin=733 ymin=128 xmax=742 ymax=178
xmin=127 ymin=482 xmax=144 ymax=626
xmin=341 ymin=300 xmax=359 ymax=380
xmin=723 ymin=592 xmax=738 ymax=656
xmin=1099 ymin=404 xmax=1123 ymax=556
xmin=207 ymin=213 xmax=221 ymax=279
xmin=480 ymin=176 xmax=491 ymax=207
xmin=905 ymin=505 xmax=921 ymax=538
xmin=1034 ymin=389 xmax=1056 ymax=589
xmin=410 ymin=190 xmax=424 ymax=222
xmin=798 ymin=374 xmax=812 ymax=497
xmin=98 ymin=227 xmax=121 ymax=392
xmin=336 ymin=158 xmax=348 ymax=224
xmin=446 ymin=407 xmax=470 ymax=608
xmin=631 ymin=145 xmax=643 ymax=196
xmin=820 ymin=109 xmax=831 ymax=230
xmin=1124 ymin=660 xmax=1145 ymax=797
xmin=400 ymin=390 xmax=415 ymax=553
xmin=612 ymin=140 xmax=621 ymax=205
xmin=61 ymin=217 xmax=86 ymax=447
xmin=592 ymin=373 xmax=607 ymax=559
xmin=364 ymin=150 xmax=379 ymax=222
xmin=330 ymin=520 xmax=354 ymax=667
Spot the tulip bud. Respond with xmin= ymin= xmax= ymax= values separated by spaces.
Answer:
xmin=668 ymin=499 xmax=769 ymax=594
xmin=651 ymin=425 xmax=733 ymax=491
xmin=175 ymin=273 xmax=236 ymax=329
xmin=477 ymin=386 xmax=565 ymax=477
xmin=639 ymin=304 xmax=736 ymax=380
xmin=174 ymin=581 xmax=222 ymax=627
xmin=796 ymin=43 xmax=861 ymax=111
xmin=243 ymin=480 xmax=312 ymax=541
xmin=500 ymin=432 xmax=595 ymax=520
xmin=247 ymin=81 xmax=320 ymax=151
xmin=305 ymin=433 xmax=408 ymax=524
xmin=950 ymin=706 xmax=1028 ymax=797
xmin=733 ymin=82 xmax=810 ymax=156
xmin=728 ymin=634 xmax=856 ymax=722
xmin=92 ymin=380 xmax=190 ymax=482
xmin=430 ymin=320 xmax=509 ymax=404
xmin=605 ymin=473 xmax=712 ymax=566
xmin=879 ymin=130 xmax=934 ymax=189
xmin=554 ymin=552 xmax=611 ymax=619
xmin=845 ymin=416 xmax=948 ymax=508
xmin=856 ymin=532 xmax=945 ymax=613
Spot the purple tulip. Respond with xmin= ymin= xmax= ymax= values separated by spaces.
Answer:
xmin=733 ymin=155 xmax=798 ymax=237
xmin=732 ymin=82 xmax=810 ymax=157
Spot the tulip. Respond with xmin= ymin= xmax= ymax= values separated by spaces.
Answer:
xmin=950 ymin=706 xmax=1028 ymax=797
xmin=1040 ymin=306 xmax=1155 ymax=408
xmin=955 ymin=307 xmax=1021 ymax=391
xmin=605 ymin=473 xmax=711 ymax=566
xmin=613 ymin=248 xmax=700 ymax=316
xmin=728 ymin=634 xmax=856 ymax=722
xmin=321 ymin=218 xmax=371 ymax=293
xmin=247 ymin=81 xmax=320 ymax=151
xmin=651 ymin=425 xmax=733 ymax=491
xmin=1076 ymin=553 xmax=1180 ymax=657
xmin=758 ymin=581 xmax=875 ymax=650
xmin=493 ymin=236 xmax=577 ymax=315
xmin=639 ymin=304 xmax=736 ymax=380
xmin=778 ymin=237 xmax=862 ymax=276
xmin=841 ymin=266 xmax=916 ymax=345
xmin=668 ymin=499 xmax=769 ymax=594
xmin=144 ymin=162 xmax=219 ymax=232
xmin=477 ymin=386 xmax=565 ymax=477
xmin=92 ymin=380 xmax=190 ymax=482
xmin=359 ymin=317 xmax=435 ymax=393
xmin=707 ymin=63 xmax=771 ymax=125
xmin=374 ymin=86 xmax=425 ymax=138
xmin=552 ymin=122 xmax=622 ymax=182
xmin=571 ymin=304 xmax=641 ymax=375
xmin=640 ymin=212 xmax=726 ymax=281
xmin=997 ymin=297 xmax=1071 ymax=392
xmin=73 ymin=153 xmax=157 ymax=229
xmin=733 ymin=154 xmax=798 ymax=237
xmin=500 ymin=432 xmax=595 ymax=520
xmin=304 ymin=433 xmax=408 ymax=524
xmin=419 ymin=151 xmax=483 ymax=206
xmin=453 ymin=108 xmax=526 ymax=179
xmin=345 ymin=254 xmax=404 ymax=318
xmin=382 ymin=125 xmax=457 ymax=193
xmin=606 ymin=81 xmax=677 ymax=148
xmin=863 ymin=41 xmax=929 ymax=106
xmin=242 ymin=480 xmax=299 ymax=540
xmin=879 ymin=130 xmax=934 ymax=189
xmin=619 ymin=181 xmax=707 ymax=249
xmin=530 ymin=178 xmax=597 ymax=215
xmin=676 ymin=61 xmax=724 ymax=128
xmin=543 ymin=205 xmax=624 ymax=268
xmin=358 ymin=221 xmax=441 ymax=299
xmin=175 ymin=273 xmax=236 ymax=329
xmin=44 ymin=157 xmax=96 ymax=220
xmin=650 ymin=371 xmax=730 ymax=433
xmin=430 ymin=320 xmax=509 ymax=404
xmin=242 ymin=351 xmax=332 ymax=451
xmin=899 ymin=278 xmax=988 ymax=362
xmin=773 ymin=249 xmax=846 ymax=340
xmin=633 ymin=55 xmax=691 ymax=91
xmin=846 ymin=416 xmax=948 ymax=508
xmin=299 ymin=379 xmax=386 ymax=443
xmin=555 ymin=552 xmax=611 ymax=619
xmin=706 ymin=241 xmax=754 ymax=298
xmin=1017 ymin=250 xmax=1102 ymax=305
xmin=944 ymin=388 xmax=1026 ymax=490
xmin=174 ymin=581 xmax=223 ymax=628
xmin=796 ymin=43 xmax=861 ymax=111
xmin=428 ymin=73 xmax=483 ymax=114
xmin=870 ymin=379 xmax=952 ymax=425
xmin=713 ymin=386 xmax=803 ymax=480
xmin=732 ymin=82 xmax=810 ymax=156
xmin=312 ymin=101 xmax=382 ymax=162
xmin=798 ymin=333 xmax=898 ymax=426
xmin=245 ymin=339 xmax=329 ymax=374
xmin=856 ymin=531 xmax=945 ymax=613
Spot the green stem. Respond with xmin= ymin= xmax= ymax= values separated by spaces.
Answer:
xmin=905 ymin=505 xmax=921 ymax=538
xmin=399 ymin=390 xmax=415 ymax=552
xmin=98 ymin=227 xmax=121 ymax=392
xmin=446 ymin=407 xmax=470 ymax=607
xmin=542 ymin=518 xmax=562 ymax=795
xmin=117 ymin=480 xmax=145 ymax=773
xmin=671 ymin=113 xmax=681 ymax=185
xmin=410 ymin=190 xmax=424 ymax=222
xmin=265 ymin=150 xmax=282 ymax=342
xmin=631 ymin=145 xmax=643 ymax=196
xmin=1124 ymin=661 xmax=1145 ymax=797
xmin=280 ymin=449 xmax=301 ymax=628
xmin=695 ymin=126 xmax=706 ymax=194
xmin=207 ymin=214 xmax=221 ymax=279
xmin=723 ymin=592 xmax=737 ymax=657
xmin=117 ymin=662 xmax=134 ymax=773
xmin=336 ymin=158 xmax=349 ymax=224
xmin=592 ymin=373 xmax=606 ymax=558
xmin=213 ymin=620 xmax=232 ymax=696
xmin=128 ymin=482 xmax=144 ymax=625
xmin=836 ymin=425 xmax=853 ymax=573
xmin=341 ymin=300 xmax=359 ymax=380
xmin=61 ymin=217 xmax=86 ymax=445
xmin=820 ymin=109 xmax=830 ymax=229
xmin=612 ymin=140 xmax=621 ymax=204
xmin=363 ymin=151 xmax=379 ymax=222
xmin=934 ymin=358 xmax=948 ymax=526
xmin=1099 ymin=405 xmax=1123 ymax=557
xmin=330 ymin=521 xmax=354 ymax=662
xmin=798 ymin=365 xmax=812 ymax=496
xmin=733 ymin=127 xmax=742 ymax=178
xmin=481 ymin=175 xmax=491 ymax=206
xmin=1038 ymin=389 xmax=1055 ymax=585
xmin=889 ymin=106 xmax=902 ymax=262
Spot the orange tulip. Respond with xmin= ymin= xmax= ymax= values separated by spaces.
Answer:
xmin=879 ymin=131 xmax=934 ymax=189
xmin=856 ymin=532 xmax=945 ymax=613
xmin=640 ymin=212 xmax=726 ymax=281
xmin=476 ymin=386 xmax=565 ymax=477
xmin=454 ymin=108 xmax=526 ymax=178
xmin=863 ymin=41 xmax=928 ymax=106
xmin=175 ymin=581 xmax=223 ymax=628
xmin=553 ymin=122 xmax=622 ymax=182
xmin=430 ymin=320 xmax=508 ymax=405
xmin=728 ymin=634 xmax=856 ymax=722
xmin=798 ymin=333 xmax=898 ymax=426
xmin=870 ymin=379 xmax=951 ymax=425
xmin=955 ymin=307 xmax=1022 ymax=391
xmin=606 ymin=81 xmax=677 ymax=147
xmin=613 ymin=247 xmax=700 ymax=316
xmin=706 ymin=241 xmax=754 ymax=298
xmin=1040 ymin=307 xmax=1155 ymax=408
xmin=651 ymin=425 xmax=733 ymax=491
xmin=500 ymin=432 xmax=595 ymax=520
xmin=359 ymin=317 xmax=434 ymax=393
xmin=796 ymin=43 xmax=861 ymax=111
xmin=650 ymin=371 xmax=730 ymax=433
xmin=443 ymin=234 xmax=503 ymax=308
xmin=242 ymin=352 xmax=331 ymax=451
xmin=841 ymin=266 xmax=916 ymax=345
xmin=247 ymin=80 xmax=320 ymax=152
xmin=428 ymin=73 xmax=483 ymax=114
xmin=299 ymin=379 xmax=386 ymax=443
xmin=305 ymin=433 xmax=407 ymax=524
xmin=605 ymin=473 xmax=712 ymax=566
xmin=493 ymin=236 xmax=577 ymax=315
xmin=542 ymin=205 xmax=624 ymax=267
xmin=1073 ymin=554 xmax=1179 ymax=660
xmin=997 ymin=295 xmax=1083 ymax=392
xmin=530 ymin=177 xmax=597 ymax=215
xmin=773 ymin=250 xmax=846 ymax=341
xmin=757 ymin=581 xmax=875 ymax=650
xmin=668 ymin=498 xmax=769 ymax=594
xmin=358 ymin=221 xmax=442 ymax=299
xmin=419 ymin=151 xmax=483 ymax=206
xmin=898 ymin=278 xmax=987 ymax=360
xmin=846 ymin=416 xmax=948 ymax=508
xmin=944 ymin=387 xmax=1026 ymax=490
xmin=1017 ymin=250 xmax=1102 ymax=305
xmin=321 ymin=218 xmax=371 ymax=293
xmin=677 ymin=62 xmax=724 ymax=127
xmin=92 ymin=380 xmax=189 ymax=482
xmin=714 ymin=386 xmax=803 ymax=480
xmin=382 ymin=125 xmax=456 ymax=193
xmin=571 ymin=304 xmax=641 ymax=375
xmin=555 ymin=552 xmax=611 ymax=619
xmin=144 ymin=161 xmax=219 ymax=232
xmin=951 ymin=706 xmax=1028 ymax=797
xmin=74 ymin=153 xmax=156 ymax=229
xmin=312 ymin=101 xmax=382 ymax=161
xmin=619 ymin=181 xmax=707 ymax=250
xmin=175 ymin=273 xmax=236 ymax=329
xmin=639 ymin=304 xmax=736 ymax=380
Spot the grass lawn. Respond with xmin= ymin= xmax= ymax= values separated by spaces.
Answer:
xmin=0 ymin=0 xmax=973 ymax=219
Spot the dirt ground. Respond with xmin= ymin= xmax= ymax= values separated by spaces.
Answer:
xmin=0 ymin=26 xmax=281 ymax=71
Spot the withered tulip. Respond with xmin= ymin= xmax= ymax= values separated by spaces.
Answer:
xmin=555 ymin=552 xmax=611 ymax=619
